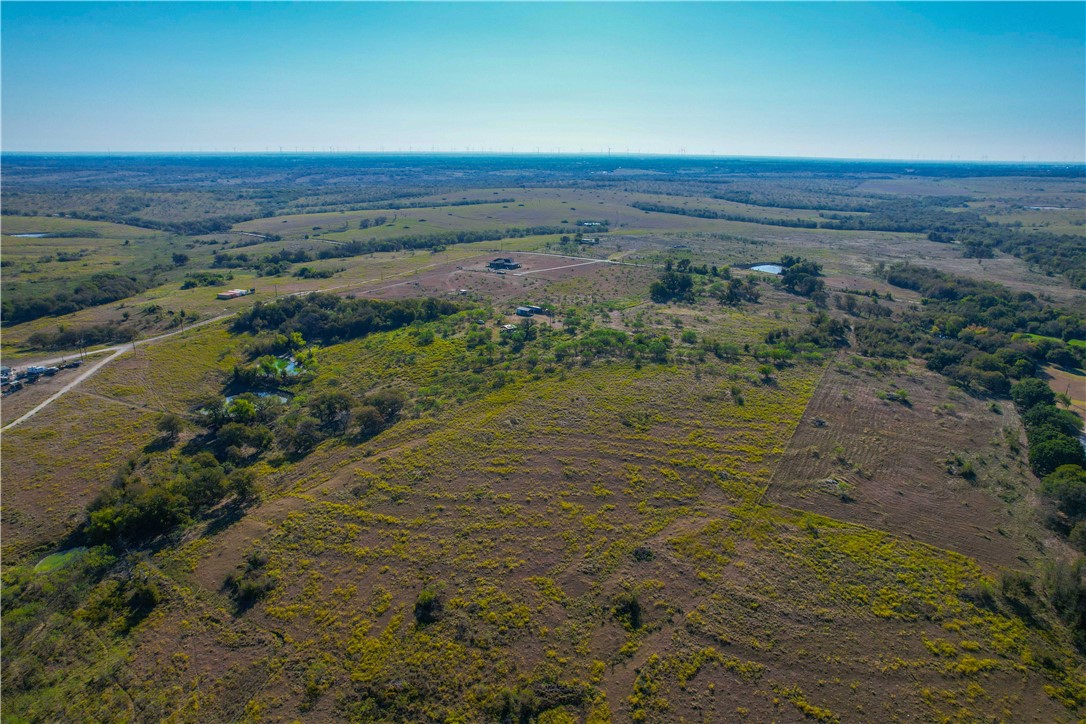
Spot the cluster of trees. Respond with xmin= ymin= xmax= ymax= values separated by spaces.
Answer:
xmin=357 ymin=215 xmax=388 ymax=229
xmin=742 ymin=314 xmax=850 ymax=371
xmin=213 ymin=247 xmax=312 ymax=276
xmin=709 ymin=277 xmax=760 ymax=306
xmin=664 ymin=258 xmax=726 ymax=277
xmin=231 ymin=352 xmax=313 ymax=388
xmin=86 ymin=378 xmax=410 ymax=550
xmin=649 ymin=271 xmax=695 ymax=303
xmin=778 ymin=255 xmax=824 ymax=297
xmin=1010 ymin=379 xmax=1086 ymax=561
xmin=232 ymin=293 xmax=461 ymax=345
xmin=293 ymin=266 xmax=335 ymax=279
xmin=649 ymin=262 xmax=759 ymax=307
xmin=833 ymin=291 xmax=892 ymax=319
xmin=25 ymin=321 xmax=137 ymax=350
xmin=959 ymin=228 xmax=1086 ymax=290
xmin=551 ymin=327 xmax=673 ymax=364
xmin=85 ymin=451 xmax=256 ymax=546
xmin=649 ymin=259 xmax=732 ymax=303
xmin=649 ymin=255 xmax=819 ymax=307
xmin=201 ymin=386 xmax=405 ymax=458
xmin=180 ymin=271 xmax=231 ymax=288
xmin=849 ymin=263 xmax=1086 ymax=401
xmin=883 ymin=264 xmax=1085 ymax=344
xmin=2 ymin=272 xmax=155 ymax=325
xmin=711 ymin=189 xmax=882 ymax=213
xmin=1011 ymin=379 xmax=1085 ymax=478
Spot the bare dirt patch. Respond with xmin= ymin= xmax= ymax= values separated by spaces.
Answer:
xmin=1043 ymin=364 xmax=1086 ymax=423
xmin=767 ymin=355 xmax=1036 ymax=569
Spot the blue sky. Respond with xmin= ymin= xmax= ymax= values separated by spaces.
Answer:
xmin=2 ymin=2 xmax=1083 ymax=161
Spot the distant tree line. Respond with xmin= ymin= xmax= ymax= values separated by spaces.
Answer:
xmin=232 ymin=293 xmax=461 ymax=345
xmin=711 ymin=189 xmax=886 ymax=213
xmin=2 ymin=272 xmax=156 ymax=326
xmin=953 ymin=227 xmax=1086 ymax=289
xmin=211 ymin=225 xmax=583 ymax=277
xmin=636 ymin=196 xmax=1086 ymax=289
xmin=359 ymin=197 xmax=515 ymax=211
xmin=632 ymin=200 xmax=821 ymax=229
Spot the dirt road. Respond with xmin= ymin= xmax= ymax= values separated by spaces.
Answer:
xmin=2 ymin=314 xmax=232 ymax=432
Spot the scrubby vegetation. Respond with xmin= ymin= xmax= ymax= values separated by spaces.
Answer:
xmin=854 ymin=264 xmax=1085 ymax=397
xmin=2 ymin=271 xmax=156 ymax=325
xmin=232 ymin=293 xmax=461 ymax=343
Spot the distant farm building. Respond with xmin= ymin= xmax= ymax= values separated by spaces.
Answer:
xmin=578 ymin=221 xmax=604 ymax=227
xmin=488 ymin=257 xmax=521 ymax=270
xmin=217 ymin=288 xmax=255 ymax=300
xmin=515 ymin=306 xmax=534 ymax=317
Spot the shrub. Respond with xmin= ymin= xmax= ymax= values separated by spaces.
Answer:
xmin=309 ymin=391 xmax=353 ymax=432
xmin=414 ymin=585 xmax=443 ymax=625
xmin=1042 ymin=558 xmax=1086 ymax=650
xmin=1042 ymin=465 xmax=1086 ymax=520
xmin=156 ymin=413 xmax=184 ymax=442
xmin=354 ymin=405 xmax=385 ymax=439
xmin=612 ymin=591 xmax=642 ymax=630
xmin=365 ymin=389 xmax=406 ymax=423
xmin=1070 ymin=522 xmax=1086 ymax=553
xmin=1011 ymin=378 xmax=1056 ymax=411
xmin=1031 ymin=438 xmax=1086 ymax=477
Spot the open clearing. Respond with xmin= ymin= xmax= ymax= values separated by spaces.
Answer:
xmin=768 ymin=355 xmax=1038 ymax=570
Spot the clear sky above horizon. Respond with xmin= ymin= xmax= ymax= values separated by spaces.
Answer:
xmin=2 ymin=2 xmax=1083 ymax=162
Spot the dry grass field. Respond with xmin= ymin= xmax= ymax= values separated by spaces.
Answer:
xmin=768 ymin=355 xmax=1039 ymax=570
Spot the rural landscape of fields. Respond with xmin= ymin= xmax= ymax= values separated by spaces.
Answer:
xmin=2 ymin=153 xmax=1085 ymax=722
xmin=3 ymin=2 xmax=1085 ymax=722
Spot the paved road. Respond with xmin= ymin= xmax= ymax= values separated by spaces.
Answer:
xmin=2 ymin=314 xmax=233 ymax=432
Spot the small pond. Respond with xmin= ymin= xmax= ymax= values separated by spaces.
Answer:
xmin=11 ymin=233 xmax=52 ymax=238
xmin=273 ymin=358 xmax=300 ymax=375
xmin=750 ymin=263 xmax=783 ymax=275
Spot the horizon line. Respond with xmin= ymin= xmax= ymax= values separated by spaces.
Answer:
xmin=2 ymin=150 xmax=1083 ymax=166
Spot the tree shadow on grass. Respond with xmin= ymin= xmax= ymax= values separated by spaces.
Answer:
xmin=203 ymin=500 xmax=250 ymax=538
xmin=142 ymin=435 xmax=175 ymax=455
